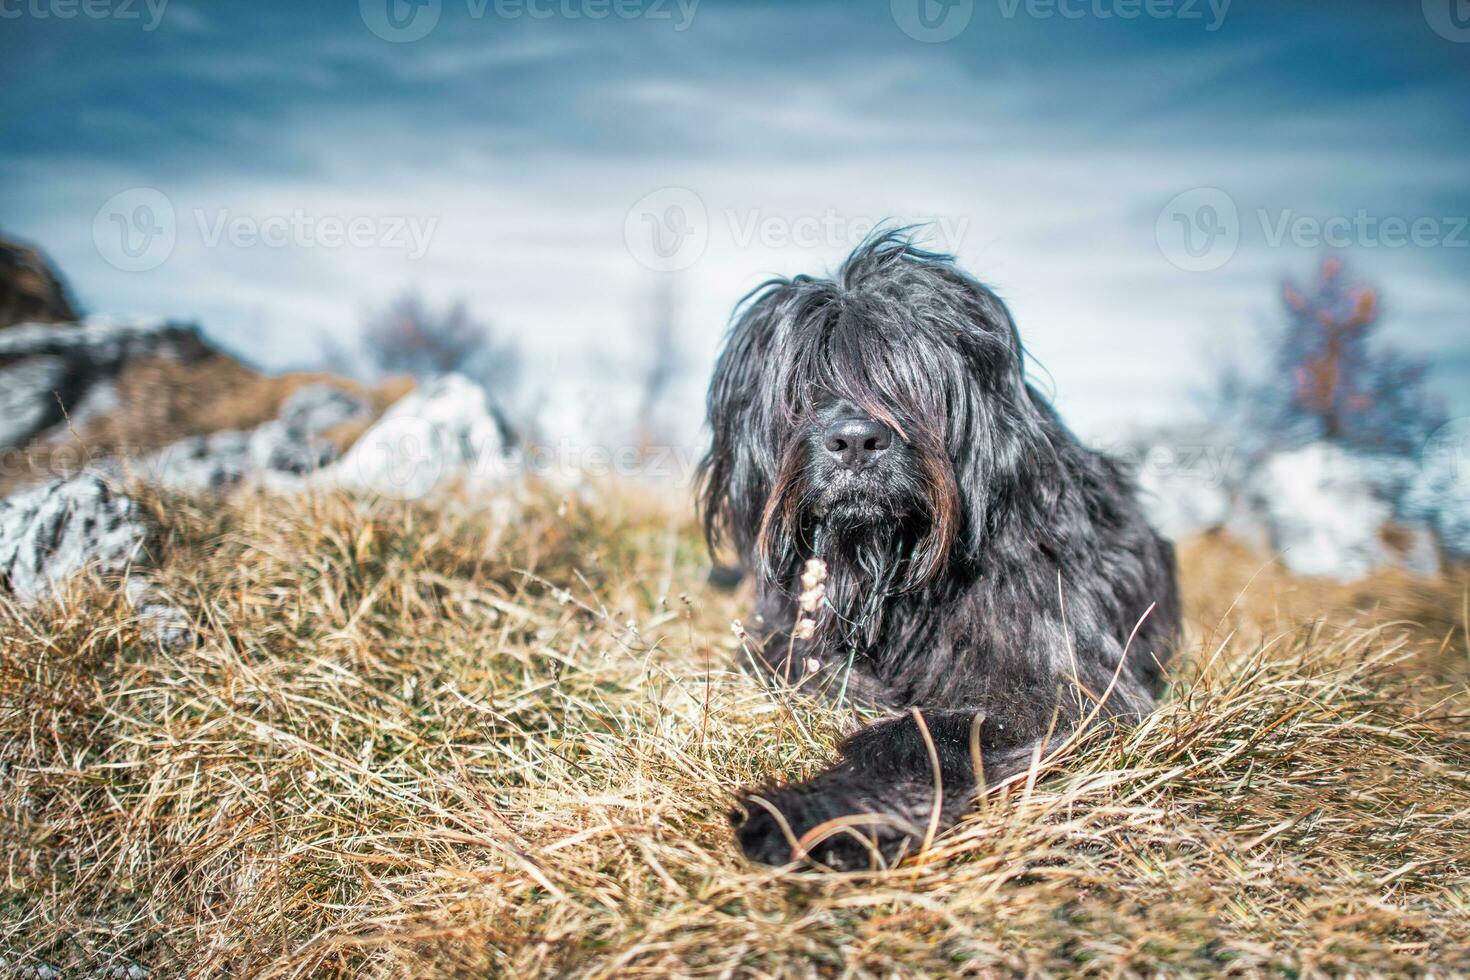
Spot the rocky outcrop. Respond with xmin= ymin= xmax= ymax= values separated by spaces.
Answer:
xmin=121 ymin=384 xmax=371 ymax=492
xmin=1123 ymin=426 xmax=1457 ymax=580
xmin=0 ymin=235 xmax=79 ymax=328
xmin=0 ymin=474 xmax=192 ymax=646
xmin=0 ymin=318 xmax=212 ymax=453
xmin=0 ymin=476 xmax=149 ymax=602
xmin=0 ymin=242 xmax=527 ymax=627
xmin=85 ymin=373 xmax=517 ymax=502
xmin=328 ymin=374 xmax=517 ymax=500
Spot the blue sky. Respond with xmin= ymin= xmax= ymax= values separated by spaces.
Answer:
xmin=1 ymin=0 xmax=1467 ymax=443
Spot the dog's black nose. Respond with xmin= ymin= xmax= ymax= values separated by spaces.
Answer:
xmin=822 ymin=417 xmax=892 ymax=470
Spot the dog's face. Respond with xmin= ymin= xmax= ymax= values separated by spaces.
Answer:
xmin=699 ymin=235 xmax=1044 ymax=624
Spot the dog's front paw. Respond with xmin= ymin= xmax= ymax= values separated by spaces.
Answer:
xmin=729 ymin=785 xmax=919 ymax=870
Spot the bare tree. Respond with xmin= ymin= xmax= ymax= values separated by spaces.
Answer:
xmin=359 ymin=292 xmax=521 ymax=396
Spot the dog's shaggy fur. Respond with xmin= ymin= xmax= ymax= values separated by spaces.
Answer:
xmin=699 ymin=232 xmax=1181 ymax=868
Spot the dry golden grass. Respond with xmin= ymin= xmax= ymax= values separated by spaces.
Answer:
xmin=2 ymin=484 xmax=1468 ymax=977
xmin=1179 ymin=530 xmax=1470 ymax=693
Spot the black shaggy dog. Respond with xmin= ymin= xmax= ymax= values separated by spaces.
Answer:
xmin=699 ymin=232 xmax=1181 ymax=869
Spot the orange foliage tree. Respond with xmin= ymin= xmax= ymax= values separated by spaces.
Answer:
xmin=1262 ymin=257 xmax=1442 ymax=454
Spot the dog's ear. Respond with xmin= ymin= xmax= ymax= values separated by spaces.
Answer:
xmin=697 ymin=282 xmax=791 ymax=566
xmin=944 ymin=279 xmax=1058 ymax=557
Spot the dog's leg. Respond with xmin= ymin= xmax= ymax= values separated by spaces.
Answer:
xmin=730 ymin=709 xmax=1049 ymax=869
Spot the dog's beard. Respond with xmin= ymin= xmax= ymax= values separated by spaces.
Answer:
xmin=760 ymin=473 xmax=909 ymax=647
xmin=809 ymin=517 xmax=908 ymax=649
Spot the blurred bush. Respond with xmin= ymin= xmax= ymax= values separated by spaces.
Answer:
xmin=328 ymin=291 xmax=521 ymax=401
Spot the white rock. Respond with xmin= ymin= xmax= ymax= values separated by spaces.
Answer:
xmin=0 ymin=356 xmax=69 ymax=452
xmin=328 ymin=374 xmax=517 ymax=500
xmin=1386 ymin=522 xmax=1443 ymax=576
xmin=1105 ymin=427 xmax=1240 ymax=541
xmin=133 ymin=430 xmax=254 ymax=491
xmin=275 ymin=383 xmax=372 ymax=438
xmin=1407 ymin=417 xmax=1470 ymax=559
xmin=0 ymin=477 xmax=193 ymax=638
xmin=125 ymin=576 xmax=196 ymax=649
xmin=1133 ymin=446 xmax=1236 ymax=541
xmin=0 ymin=476 xmax=149 ymax=602
xmin=1246 ymin=443 xmax=1437 ymax=580
xmin=248 ymin=384 xmax=371 ymax=480
xmin=0 ymin=316 xmax=192 ymax=362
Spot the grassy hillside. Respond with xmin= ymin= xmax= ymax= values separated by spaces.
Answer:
xmin=3 ymin=484 xmax=1468 ymax=976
